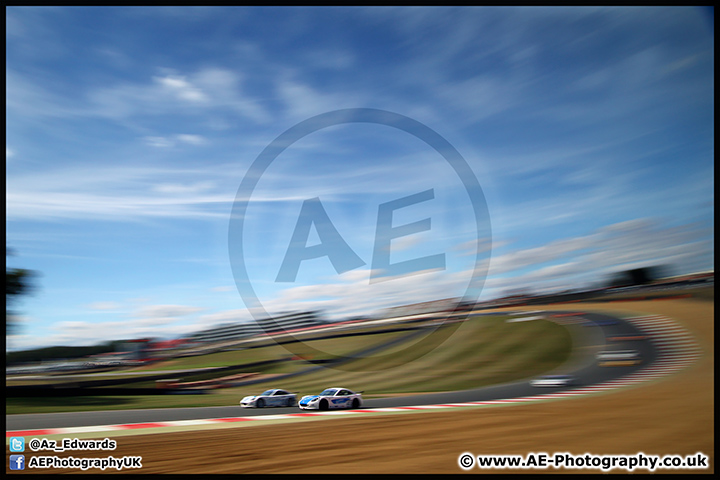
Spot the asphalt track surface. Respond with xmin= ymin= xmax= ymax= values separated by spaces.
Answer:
xmin=6 ymin=311 xmax=655 ymax=432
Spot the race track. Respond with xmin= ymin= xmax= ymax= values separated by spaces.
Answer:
xmin=8 ymin=310 xmax=691 ymax=434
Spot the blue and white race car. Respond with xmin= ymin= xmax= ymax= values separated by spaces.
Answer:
xmin=240 ymin=388 xmax=297 ymax=408
xmin=298 ymin=387 xmax=363 ymax=411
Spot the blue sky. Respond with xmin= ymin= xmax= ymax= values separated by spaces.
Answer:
xmin=6 ymin=7 xmax=714 ymax=351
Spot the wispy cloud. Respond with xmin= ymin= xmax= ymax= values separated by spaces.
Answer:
xmin=144 ymin=134 xmax=207 ymax=148
xmin=486 ymin=218 xmax=712 ymax=294
xmin=7 ymin=164 xmax=239 ymax=221
xmin=7 ymin=66 xmax=272 ymax=126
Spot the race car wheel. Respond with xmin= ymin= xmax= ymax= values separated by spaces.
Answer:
xmin=319 ymin=399 xmax=329 ymax=411
xmin=352 ymin=398 xmax=360 ymax=409
xmin=257 ymin=398 xmax=265 ymax=408
xmin=286 ymin=398 xmax=295 ymax=407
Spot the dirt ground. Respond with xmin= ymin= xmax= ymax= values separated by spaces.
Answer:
xmin=7 ymin=299 xmax=713 ymax=474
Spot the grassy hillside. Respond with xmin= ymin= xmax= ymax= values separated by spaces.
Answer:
xmin=6 ymin=314 xmax=573 ymax=414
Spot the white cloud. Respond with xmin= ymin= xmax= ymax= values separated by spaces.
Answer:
xmin=176 ymin=134 xmax=206 ymax=145
xmin=154 ymin=74 xmax=208 ymax=103
xmin=143 ymin=133 xmax=207 ymax=148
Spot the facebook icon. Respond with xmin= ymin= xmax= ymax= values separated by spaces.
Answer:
xmin=10 ymin=455 xmax=25 ymax=470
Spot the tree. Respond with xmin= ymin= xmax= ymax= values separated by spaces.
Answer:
xmin=606 ymin=266 xmax=664 ymax=288
xmin=6 ymin=247 xmax=37 ymax=335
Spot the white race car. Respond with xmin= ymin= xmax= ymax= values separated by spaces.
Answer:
xmin=240 ymin=388 xmax=297 ymax=408
xmin=298 ymin=387 xmax=363 ymax=411
xmin=529 ymin=375 xmax=576 ymax=387
xmin=596 ymin=349 xmax=640 ymax=361
xmin=596 ymin=349 xmax=642 ymax=366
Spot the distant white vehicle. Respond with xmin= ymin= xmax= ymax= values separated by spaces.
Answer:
xmin=240 ymin=389 xmax=297 ymax=408
xmin=596 ymin=349 xmax=641 ymax=366
xmin=530 ymin=375 xmax=576 ymax=387
xmin=596 ymin=350 xmax=640 ymax=361
xmin=298 ymin=387 xmax=363 ymax=410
